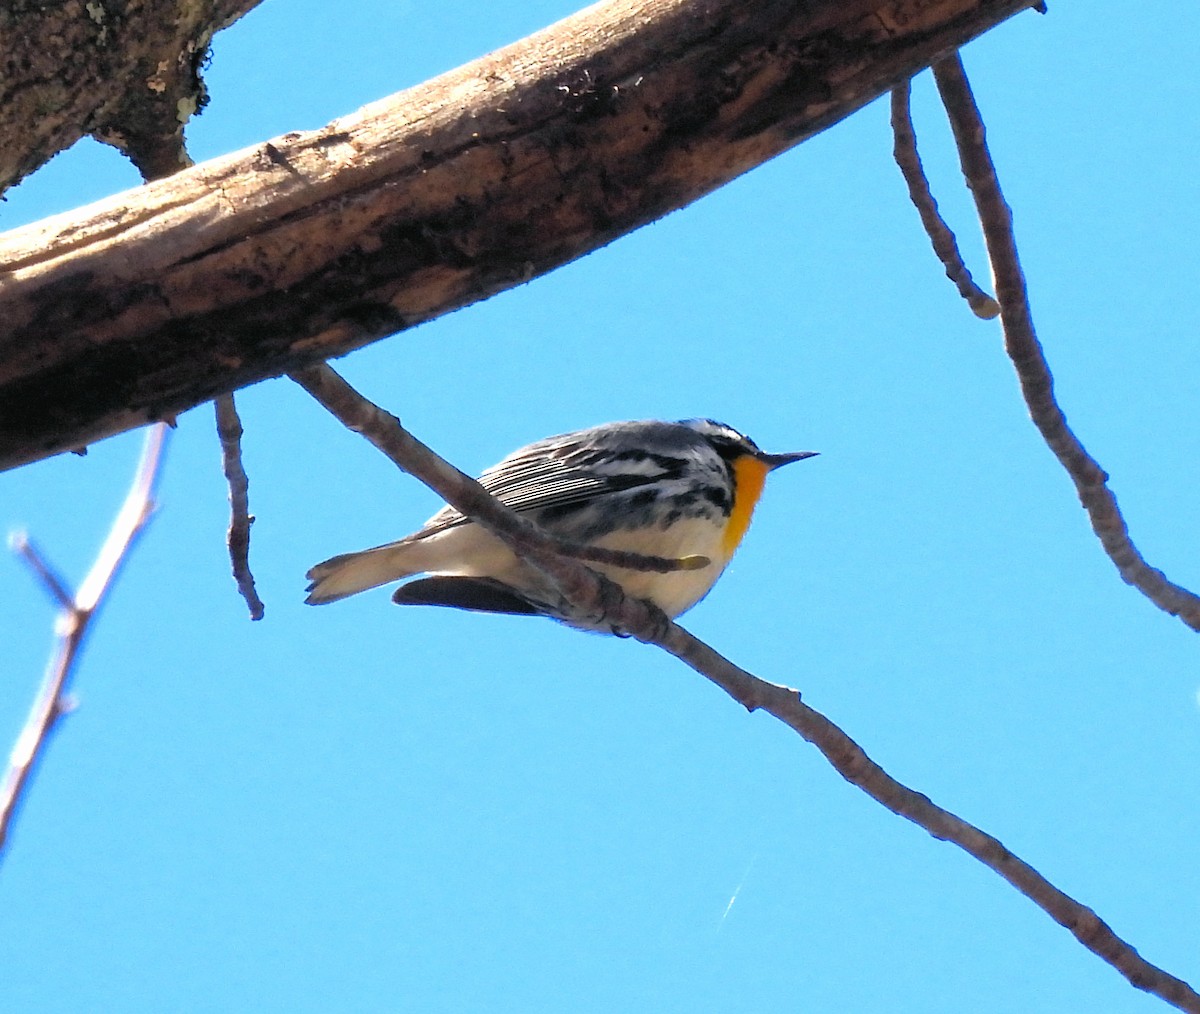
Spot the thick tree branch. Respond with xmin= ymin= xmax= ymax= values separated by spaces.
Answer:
xmin=0 ymin=0 xmax=1038 ymax=472
xmin=0 ymin=424 xmax=169 ymax=858
xmin=291 ymin=363 xmax=1200 ymax=1013
xmin=0 ymin=0 xmax=262 ymax=192
xmin=931 ymin=56 xmax=1200 ymax=632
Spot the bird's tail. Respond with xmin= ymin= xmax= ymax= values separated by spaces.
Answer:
xmin=305 ymin=541 xmax=420 ymax=605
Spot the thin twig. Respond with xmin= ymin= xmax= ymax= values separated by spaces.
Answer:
xmin=7 ymin=532 xmax=72 ymax=610
xmin=659 ymin=631 xmax=1200 ymax=1012
xmin=215 ymin=393 xmax=265 ymax=620
xmin=291 ymin=362 xmax=1199 ymax=1012
xmin=890 ymin=81 xmax=999 ymax=319
xmin=931 ymin=54 xmax=1200 ymax=633
xmin=289 ymin=362 xmax=673 ymax=631
xmin=0 ymin=423 xmax=169 ymax=858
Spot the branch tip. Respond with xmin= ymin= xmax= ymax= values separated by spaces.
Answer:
xmin=214 ymin=394 xmax=265 ymax=621
xmin=9 ymin=530 xmax=73 ymax=610
xmin=890 ymin=80 xmax=1000 ymax=321
xmin=1 ymin=423 xmax=170 ymax=859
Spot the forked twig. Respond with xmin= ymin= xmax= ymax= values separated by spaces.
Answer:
xmin=931 ymin=54 xmax=1200 ymax=632
xmin=215 ymin=393 xmax=265 ymax=620
xmin=291 ymin=362 xmax=1199 ymax=1012
xmin=890 ymin=81 xmax=999 ymax=319
xmin=1 ymin=423 xmax=170 ymax=857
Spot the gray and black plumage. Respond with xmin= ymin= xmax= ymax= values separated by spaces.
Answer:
xmin=305 ymin=419 xmax=815 ymax=629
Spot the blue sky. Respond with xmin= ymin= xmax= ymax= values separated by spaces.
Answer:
xmin=2 ymin=2 xmax=1198 ymax=1012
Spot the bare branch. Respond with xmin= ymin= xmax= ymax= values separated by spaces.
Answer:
xmin=291 ymin=364 xmax=1200 ymax=1011
xmin=0 ymin=0 xmax=261 ymax=194
xmin=890 ymin=81 xmax=999 ymax=319
xmin=214 ymin=393 xmax=265 ymax=620
xmin=0 ymin=423 xmax=169 ymax=858
xmin=0 ymin=0 xmax=1039 ymax=472
xmin=289 ymin=367 xmax=706 ymax=581
xmin=658 ymin=629 xmax=1200 ymax=1013
xmin=8 ymin=531 xmax=73 ymax=610
xmin=75 ymin=426 xmax=168 ymax=611
xmin=289 ymin=362 xmax=680 ymax=631
xmin=931 ymin=54 xmax=1200 ymax=633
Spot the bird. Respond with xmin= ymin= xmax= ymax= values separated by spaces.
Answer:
xmin=304 ymin=418 xmax=816 ymax=630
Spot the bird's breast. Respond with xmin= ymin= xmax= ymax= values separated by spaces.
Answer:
xmin=587 ymin=514 xmax=733 ymax=617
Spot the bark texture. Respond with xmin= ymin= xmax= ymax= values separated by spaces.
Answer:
xmin=0 ymin=0 xmax=261 ymax=189
xmin=0 ymin=0 xmax=1037 ymax=471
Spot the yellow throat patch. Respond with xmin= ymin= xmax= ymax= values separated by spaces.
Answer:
xmin=721 ymin=455 xmax=772 ymax=558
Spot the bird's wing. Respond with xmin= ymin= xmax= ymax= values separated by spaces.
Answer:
xmin=415 ymin=436 xmax=686 ymax=537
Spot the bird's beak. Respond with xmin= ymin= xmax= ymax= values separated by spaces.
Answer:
xmin=759 ymin=450 xmax=818 ymax=470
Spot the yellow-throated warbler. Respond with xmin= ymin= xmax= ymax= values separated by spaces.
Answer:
xmin=305 ymin=418 xmax=816 ymax=628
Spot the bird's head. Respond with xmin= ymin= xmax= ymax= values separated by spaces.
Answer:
xmin=678 ymin=418 xmax=818 ymax=470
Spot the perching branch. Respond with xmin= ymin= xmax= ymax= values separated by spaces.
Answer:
xmin=214 ymin=393 xmax=265 ymax=620
xmin=0 ymin=0 xmax=1039 ymax=472
xmin=890 ymin=81 xmax=999 ymax=319
xmin=0 ymin=424 xmax=169 ymax=858
xmin=289 ymin=366 xmax=707 ymax=589
xmin=930 ymin=55 xmax=1200 ymax=633
xmin=290 ymin=362 xmax=1200 ymax=1013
